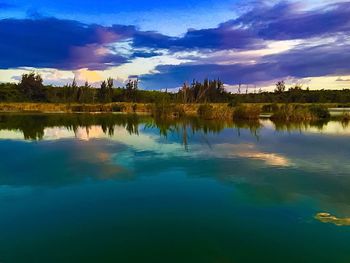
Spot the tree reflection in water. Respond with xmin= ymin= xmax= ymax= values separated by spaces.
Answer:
xmin=0 ymin=113 xmax=342 ymax=145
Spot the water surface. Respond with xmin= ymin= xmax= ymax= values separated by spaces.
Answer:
xmin=0 ymin=113 xmax=350 ymax=263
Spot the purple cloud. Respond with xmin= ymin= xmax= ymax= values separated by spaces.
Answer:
xmin=0 ymin=0 xmax=349 ymax=83
xmin=0 ymin=18 xmax=135 ymax=70
xmin=140 ymin=41 xmax=350 ymax=89
xmin=232 ymin=1 xmax=350 ymax=40
xmin=133 ymin=1 xmax=350 ymax=51
xmin=132 ymin=27 xmax=262 ymax=51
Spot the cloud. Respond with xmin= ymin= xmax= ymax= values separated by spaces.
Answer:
xmin=133 ymin=1 xmax=350 ymax=51
xmin=336 ymin=77 xmax=350 ymax=82
xmin=140 ymin=39 xmax=350 ymax=89
xmin=132 ymin=27 xmax=262 ymax=51
xmin=0 ymin=17 xmax=135 ymax=70
xmin=231 ymin=1 xmax=350 ymax=40
xmin=130 ymin=50 xmax=163 ymax=59
xmin=0 ymin=1 xmax=350 ymax=86
xmin=74 ymin=68 xmax=104 ymax=83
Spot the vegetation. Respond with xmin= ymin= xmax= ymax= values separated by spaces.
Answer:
xmin=197 ymin=104 xmax=215 ymax=119
xmin=0 ymin=73 xmax=350 ymax=105
xmin=261 ymin=103 xmax=279 ymax=113
xmin=232 ymin=105 xmax=261 ymax=120
xmin=271 ymin=104 xmax=331 ymax=121
xmin=151 ymin=103 xmax=186 ymax=119
xmin=1 ymin=73 xmax=350 ymax=122
xmin=315 ymin=213 xmax=350 ymax=226
xmin=308 ymin=105 xmax=331 ymax=119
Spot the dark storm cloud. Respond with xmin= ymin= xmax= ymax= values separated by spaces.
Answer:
xmin=132 ymin=27 xmax=261 ymax=51
xmin=0 ymin=18 xmax=134 ymax=70
xmin=130 ymin=50 xmax=163 ymax=59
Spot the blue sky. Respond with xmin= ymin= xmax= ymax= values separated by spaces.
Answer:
xmin=1 ymin=0 xmax=240 ymax=34
xmin=0 ymin=0 xmax=350 ymax=91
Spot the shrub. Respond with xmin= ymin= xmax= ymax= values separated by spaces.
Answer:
xmin=70 ymin=105 xmax=84 ymax=112
xmin=308 ymin=105 xmax=330 ymax=119
xmin=197 ymin=104 xmax=214 ymax=119
xmin=150 ymin=103 xmax=185 ymax=119
xmin=233 ymin=105 xmax=261 ymax=120
xmin=337 ymin=103 xmax=350 ymax=108
xmin=228 ymin=99 xmax=241 ymax=108
xmin=271 ymin=104 xmax=310 ymax=121
xmin=262 ymin=103 xmax=279 ymax=113
xmin=112 ymin=104 xmax=126 ymax=112
xmin=173 ymin=104 xmax=186 ymax=118
xmin=271 ymin=104 xmax=330 ymax=121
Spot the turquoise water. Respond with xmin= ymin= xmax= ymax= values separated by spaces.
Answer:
xmin=0 ymin=114 xmax=350 ymax=262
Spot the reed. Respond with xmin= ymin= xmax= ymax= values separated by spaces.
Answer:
xmin=271 ymin=104 xmax=330 ymax=121
xmin=232 ymin=105 xmax=261 ymax=120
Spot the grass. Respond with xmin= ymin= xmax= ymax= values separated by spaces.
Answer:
xmin=0 ymin=102 xmax=151 ymax=114
xmin=232 ymin=105 xmax=261 ymax=120
xmin=0 ymin=102 xmax=342 ymax=122
xmin=197 ymin=104 xmax=234 ymax=120
xmin=271 ymin=104 xmax=330 ymax=121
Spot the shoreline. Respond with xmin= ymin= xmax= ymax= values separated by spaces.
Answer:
xmin=0 ymin=102 xmax=349 ymax=121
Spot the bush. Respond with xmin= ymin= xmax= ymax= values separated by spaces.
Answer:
xmin=308 ymin=105 xmax=330 ymax=119
xmin=233 ymin=105 xmax=261 ymax=120
xmin=337 ymin=103 xmax=350 ymax=108
xmin=262 ymin=103 xmax=279 ymax=113
xmin=228 ymin=99 xmax=241 ymax=108
xmin=112 ymin=104 xmax=126 ymax=112
xmin=151 ymin=103 xmax=181 ymax=119
xmin=197 ymin=104 xmax=214 ymax=119
xmin=173 ymin=104 xmax=186 ymax=118
xmin=271 ymin=104 xmax=330 ymax=121
xmin=271 ymin=104 xmax=310 ymax=121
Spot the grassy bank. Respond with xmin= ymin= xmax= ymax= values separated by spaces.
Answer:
xmin=0 ymin=102 xmax=231 ymax=116
xmin=0 ymin=102 xmax=348 ymax=121
xmin=0 ymin=102 xmax=152 ymax=114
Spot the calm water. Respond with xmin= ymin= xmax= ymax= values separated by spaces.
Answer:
xmin=0 ymin=113 xmax=350 ymax=263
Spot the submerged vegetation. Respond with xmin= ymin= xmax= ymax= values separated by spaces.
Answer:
xmin=315 ymin=213 xmax=350 ymax=226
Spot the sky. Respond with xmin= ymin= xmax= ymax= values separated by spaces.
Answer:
xmin=0 ymin=0 xmax=349 ymax=91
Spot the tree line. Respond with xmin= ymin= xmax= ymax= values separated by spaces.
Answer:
xmin=0 ymin=73 xmax=349 ymax=104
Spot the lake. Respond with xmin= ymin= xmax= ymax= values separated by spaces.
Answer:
xmin=0 ymin=113 xmax=350 ymax=263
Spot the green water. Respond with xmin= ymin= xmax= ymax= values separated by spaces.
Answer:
xmin=0 ymin=113 xmax=350 ymax=263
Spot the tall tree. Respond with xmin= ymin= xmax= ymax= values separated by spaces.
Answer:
xmin=18 ymin=72 xmax=46 ymax=101
xmin=98 ymin=81 xmax=108 ymax=103
xmin=275 ymin=81 xmax=286 ymax=93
